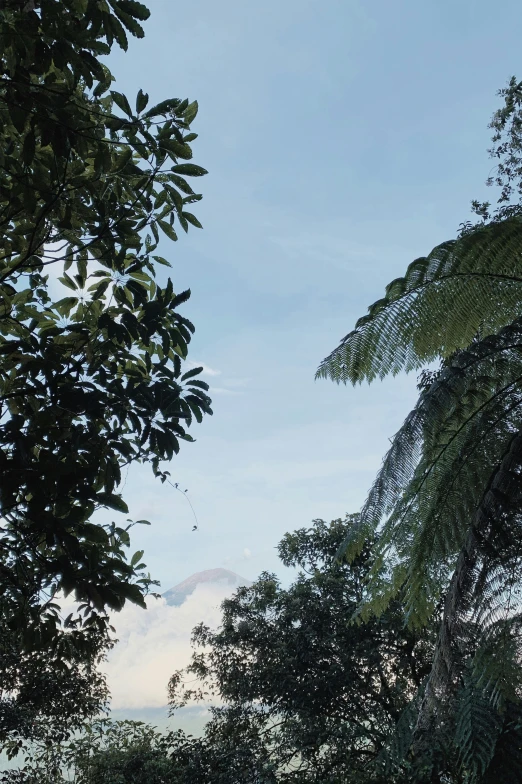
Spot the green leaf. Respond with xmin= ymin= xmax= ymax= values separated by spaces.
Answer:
xmin=160 ymin=138 xmax=193 ymax=160
xmin=91 ymin=280 xmax=110 ymax=300
xmin=111 ymin=90 xmax=133 ymax=117
xmin=187 ymin=379 xmax=209 ymax=391
xmin=168 ymin=174 xmax=194 ymax=194
xmin=181 ymin=366 xmax=203 ymax=381
xmin=71 ymin=0 xmax=88 ymax=13
xmin=136 ymin=89 xmax=149 ymax=113
xmin=142 ymin=98 xmax=181 ymax=119
xmin=152 ymin=255 xmax=172 ymax=267
xmin=178 ymin=213 xmax=189 ymax=233
xmin=96 ymin=493 xmax=129 ymax=514
xmin=131 ymin=549 xmax=145 ymax=567
xmin=165 ymin=185 xmax=183 ymax=212
xmin=111 ymin=8 xmax=145 ymax=39
xmin=183 ymin=100 xmax=199 ymax=125
xmin=58 ymin=274 xmax=78 ymax=291
xmin=113 ymin=0 xmax=150 ymax=21
xmin=182 ymin=211 xmax=203 ymax=229
xmin=171 ymin=164 xmax=208 ymax=177
xmin=112 ymin=146 xmax=133 ymax=172
xmin=115 ymin=581 xmax=147 ymax=608
xmin=54 ymin=297 xmax=78 ymax=316
xmin=157 ymin=219 xmax=178 ymax=242
xmin=108 ymin=14 xmax=129 ymax=50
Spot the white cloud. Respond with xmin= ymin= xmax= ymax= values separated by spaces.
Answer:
xmin=208 ymin=386 xmax=241 ymax=395
xmin=186 ymin=360 xmax=221 ymax=377
xmin=100 ymin=583 xmax=233 ymax=710
xmin=243 ymin=548 xmax=251 ymax=559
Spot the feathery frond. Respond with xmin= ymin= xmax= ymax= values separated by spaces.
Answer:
xmin=317 ymin=218 xmax=522 ymax=384
xmin=320 ymin=77 xmax=522 ymax=780
xmin=455 ymin=676 xmax=502 ymax=781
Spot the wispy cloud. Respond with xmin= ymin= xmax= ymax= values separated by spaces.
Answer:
xmin=208 ymin=386 xmax=241 ymax=396
xmin=223 ymin=547 xmax=253 ymax=568
xmin=186 ymin=360 xmax=222 ymax=377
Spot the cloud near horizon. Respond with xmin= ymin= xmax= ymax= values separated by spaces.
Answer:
xmin=101 ymin=582 xmax=235 ymax=710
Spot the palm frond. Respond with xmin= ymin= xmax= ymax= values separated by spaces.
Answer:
xmin=455 ymin=676 xmax=502 ymax=782
xmin=317 ymin=218 xmax=522 ymax=384
xmin=411 ymin=427 xmax=522 ymax=759
xmin=336 ymin=324 xmax=522 ymax=624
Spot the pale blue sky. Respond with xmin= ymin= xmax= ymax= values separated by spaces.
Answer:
xmin=103 ymin=0 xmax=522 ymax=592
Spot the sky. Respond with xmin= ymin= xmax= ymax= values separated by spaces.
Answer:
xmin=76 ymin=0 xmax=522 ymax=716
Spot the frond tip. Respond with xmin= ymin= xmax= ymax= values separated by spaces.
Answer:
xmin=316 ymin=218 xmax=522 ymax=384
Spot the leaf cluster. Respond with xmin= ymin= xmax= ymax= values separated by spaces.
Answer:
xmin=168 ymin=517 xmax=436 ymax=783
xmin=0 ymin=0 xmax=211 ymax=682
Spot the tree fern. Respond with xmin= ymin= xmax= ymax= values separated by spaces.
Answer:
xmin=482 ymin=702 xmax=522 ymax=784
xmin=318 ymin=77 xmax=522 ymax=780
xmin=317 ymin=218 xmax=522 ymax=385
xmin=339 ymin=324 xmax=522 ymax=626
xmin=455 ymin=676 xmax=502 ymax=781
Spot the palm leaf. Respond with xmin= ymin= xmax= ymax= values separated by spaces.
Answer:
xmin=317 ymin=218 xmax=522 ymax=384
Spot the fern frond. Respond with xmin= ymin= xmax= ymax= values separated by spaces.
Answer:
xmin=455 ymin=676 xmax=502 ymax=782
xmin=482 ymin=702 xmax=522 ymax=784
xmin=336 ymin=322 xmax=522 ymax=628
xmin=317 ymin=218 xmax=522 ymax=384
xmin=472 ymin=619 xmax=522 ymax=709
xmin=411 ymin=428 xmax=522 ymax=760
xmin=376 ymin=689 xmax=422 ymax=776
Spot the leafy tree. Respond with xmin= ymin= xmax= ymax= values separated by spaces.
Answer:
xmin=4 ymin=518 xmax=438 ymax=783
xmin=317 ymin=79 xmax=522 ymax=781
xmin=0 ymin=617 xmax=111 ymax=761
xmin=169 ymin=516 xmax=438 ymax=783
xmin=0 ymin=0 xmax=212 ymax=667
xmin=2 ymin=718 xmax=274 ymax=783
xmin=10 ymin=518 xmax=522 ymax=782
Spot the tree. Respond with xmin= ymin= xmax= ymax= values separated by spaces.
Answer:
xmin=11 ymin=518 xmax=522 ymax=782
xmin=4 ymin=518 xmax=437 ymax=783
xmin=0 ymin=0 xmax=212 ymax=663
xmin=0 ymin=618 xmax=111 ymax=762
xmin=316 ymin=78 xmax=522 ymax=781
xmin=2 ymin=717 xmax=274 ymax=783
xmin=168 ymin=516 xmax=438 ymax=782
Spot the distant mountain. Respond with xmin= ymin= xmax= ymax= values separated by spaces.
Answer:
xmin=163 ymin=568 xmax=252 ymax=607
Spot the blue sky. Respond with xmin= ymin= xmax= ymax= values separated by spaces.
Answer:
xmin=101 ymin=0 xmax=522 ymax=593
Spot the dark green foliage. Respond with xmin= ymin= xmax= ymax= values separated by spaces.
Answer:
xmin=455 ymin=677 xmax=502 ymax=781
xmin=60 ymin=721 xmax=186 ymax=784
xmin=8 ymin=519 xmax=522 ymax=782
xmin=315 ymin=217 xmax=522 ymax=385
xmin=169 ymin=516 xmax=436 ymax=782
xmin=0 ymin=614 xmax=111 ymax=762
xmin=2 ymin=718 xmax=276 ymax=783
xmin=0 ymin=0 xmax=212 ymax=663
xmin=317 ymin=78 xmax=522 ymax=781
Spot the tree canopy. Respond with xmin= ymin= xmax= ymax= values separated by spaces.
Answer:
xmin=317 ymin=78 xmax=522 ymax=781
xmin=0 ymin=0 xmax=212 ymax=658
xmin=3 ymin=517 xmax=438 ymax=782
xmin=7 ymin=517 xmax=522 ymax=782
xmin=168 ymin=516 xmax=438 ymax=782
